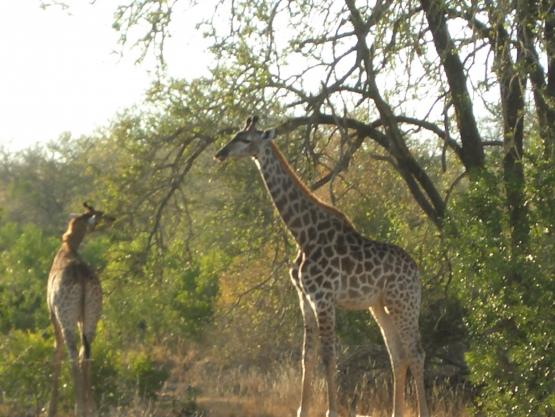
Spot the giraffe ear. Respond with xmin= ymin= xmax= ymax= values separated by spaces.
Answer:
xmin=244 ymin=117 xmax=253 ymax=130
xmin=262 ymin=129 xmax=276 ymax=141
xmin=244 ymin=115 xmax=259 ymax=131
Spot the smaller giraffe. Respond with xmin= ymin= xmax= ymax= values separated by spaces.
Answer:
xmin=46 ymin=202 xmax=114 ymax=417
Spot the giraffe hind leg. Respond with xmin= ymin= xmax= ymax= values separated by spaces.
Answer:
xmin=80 ymin=322 xmax=99 ymax=415
xmin=400 ymin=330 xmax=428 ymax=417
xmin=370 ymin=304 xmax=408 ymax=417
xmin=81 ymin=281 xmax=101 ymax=416
xmin=409 ymin=347 xmax=429 ymax=417
xmin=61 ymin=328 xmax=86 ymax=417
xmin=80 ymin=333 xmax=97 ymax=417
xmin=47 ymin=315 xmax=65 ymax=417
xmin=379 ymin=302 xmax=429 ymax=417
xmin=314 ymin=302 xmax=338 ymax=417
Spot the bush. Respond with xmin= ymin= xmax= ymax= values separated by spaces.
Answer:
xmin=447 ymin=171 xmax=555 ymax=417
xmin=0 ymin=222 xmax=58 ymax=332
xmin=124 ymin=350 xmax=170 ymax=400
xmin=0 ymin=330 xmax=56 ymax=415
xmin=0 ymin=328 xmax=170 ymax=416
xmin=91 ymin=336 xmax=170 ymax=407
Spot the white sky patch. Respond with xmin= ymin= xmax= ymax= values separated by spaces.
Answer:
xmin=0 ymin=1 xmax=212 ymax=152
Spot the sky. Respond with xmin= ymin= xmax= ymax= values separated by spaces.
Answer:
xmin=0 ymin=1 xmax=211 ymax=152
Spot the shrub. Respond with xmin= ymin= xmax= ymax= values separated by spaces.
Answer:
xmin=0 ymin=330 xmax=57 ymax=415
xmin=447 ymin=171 xmax=555 ymax=417
xmin=124 ymin=350 xmax=170 ymax=400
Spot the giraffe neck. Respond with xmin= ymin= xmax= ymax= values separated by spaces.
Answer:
xmin=62 ymin=228 xmax=85 ymax=252
xmin=254 ymin=142 xmax=352 ymax=248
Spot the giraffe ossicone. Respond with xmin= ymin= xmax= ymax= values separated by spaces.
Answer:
xmin=46 ymin=202 xmax=114 ymax=417
xmin=215 ymin=116 xmax=429 ymax=417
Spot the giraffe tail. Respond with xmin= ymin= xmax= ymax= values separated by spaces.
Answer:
xmin=80 ymin=333 xmax=91 ymax=359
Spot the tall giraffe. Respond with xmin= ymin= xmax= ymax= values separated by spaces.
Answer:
xmin=215 ymin=117 xmax=429 ymax=417
xmin=46 ymin=202 xmax=114 ymax=417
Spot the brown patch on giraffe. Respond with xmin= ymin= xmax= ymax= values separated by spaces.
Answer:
xmin=316 ymin=234 xmax=327 ymax=245
xmin=318 ymin=256 xmax=329 ymax=269
xmin=310 ymin=209 xmax=318 ymax=224
xmin=319 ymin=220 xmax=331 ymax=231
xmin=290 ymin=217 xmax=302 ymax=229
xmin=336 ymin=235 xmax=345 ymax=247
xmin=348 ymin=276 xmax=360 ymax=288
xmin=383 ymin=262 xmax=393 ymax=273
xmin=340 ymin=257 xmax=355 ymax=274
xmin=307 ymin=227 xmax=317 ymax=241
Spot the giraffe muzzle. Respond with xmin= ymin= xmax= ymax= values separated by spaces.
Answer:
xmin=214 ymin=147 xmax=229 ymax=161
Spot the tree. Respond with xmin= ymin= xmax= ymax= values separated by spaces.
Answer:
xmin=0 ymin=138 xmax=94 ymax=230
xmin=62 ymin=0 xmax=555 ymax=414
xmin=112 ymin=0 xmax=553 ymax=239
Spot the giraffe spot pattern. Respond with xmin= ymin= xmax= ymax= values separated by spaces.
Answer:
xmin=251 ymin=138 xmax=428 ymax=417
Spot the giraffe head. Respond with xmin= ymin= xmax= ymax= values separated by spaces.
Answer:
xmin=62 ymin=202 xmax=115 ymax=248
xmin=214 ymin=116 xmax=276 ymax=161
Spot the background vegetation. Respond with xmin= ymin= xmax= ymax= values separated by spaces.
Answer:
xmin=1 ymin=1 xmax=554 ymax=416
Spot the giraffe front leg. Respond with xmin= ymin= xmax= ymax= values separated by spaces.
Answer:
xmin=296 ymin=292 xmax=318 ymax=417
xmin=315 ymin=302 xmax=338 ymax=417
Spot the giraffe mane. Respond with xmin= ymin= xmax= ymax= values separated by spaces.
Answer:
xmin=270 ymin=142 xmax=355 ymax=229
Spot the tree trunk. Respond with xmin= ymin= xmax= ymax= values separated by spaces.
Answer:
xmin=419 ymin=0 xmax=485 ymax=171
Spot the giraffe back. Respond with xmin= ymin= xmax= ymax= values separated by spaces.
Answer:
xmin=47 ymin=248 xmax=101 ymax=325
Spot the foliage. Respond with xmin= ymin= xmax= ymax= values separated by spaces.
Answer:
xmin=0 ymin=221 xmax=59 ymax=332
xmin=447 ymin=160 xmax=555 ymax=416
xmin=0 ymin=137 xmax=95 ymax=229
xmin=2 ymin=1 xmax=555 ymax=414
xmin=124 ymin=350 xmax=170 ymax=400
xmin=0 ymin=329 xmax=170 ymax=414
xmin=168 ymin=249 xmax=223 ymax=339
xmin=0 ymin=330 xmax=54 ymax=414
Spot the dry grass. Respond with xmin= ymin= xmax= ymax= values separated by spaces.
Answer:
xmin=164 ymin=358 xmax=470 ymax=417
xmin=41 ymin=349 xmax=468 ymax=417
xmin=0 ymin=357 xmax=468 ymax=417
xmin=194 ymin=362 xmax=325 ymax=417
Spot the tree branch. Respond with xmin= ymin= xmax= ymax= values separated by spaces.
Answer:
xmin=419 ymin=0 xmax=485 ymax=170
